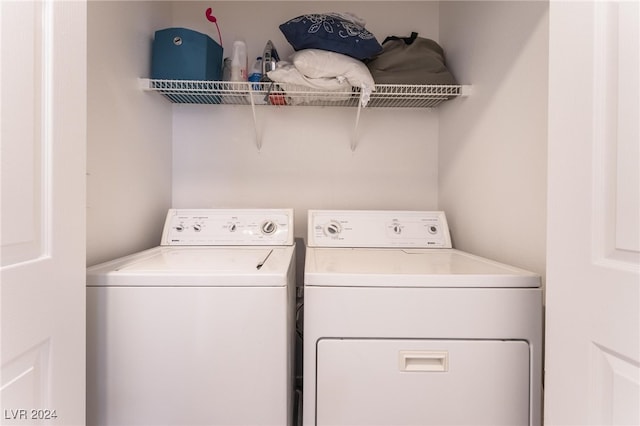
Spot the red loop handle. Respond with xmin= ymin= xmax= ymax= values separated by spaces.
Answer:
xmin=205 ymin=8 xmax=222 ymax=47
xmin=205 ymin=8 xmax=217 ymax=23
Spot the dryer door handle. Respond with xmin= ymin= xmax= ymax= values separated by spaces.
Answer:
xmin=398 ymin=350 xmax=449 ymax=372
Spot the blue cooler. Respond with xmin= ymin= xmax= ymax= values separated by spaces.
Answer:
xmin=151 ymin=28 xmax=223 ymax=81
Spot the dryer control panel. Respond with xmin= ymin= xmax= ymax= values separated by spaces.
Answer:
xmin=162 ymin=209 xmax=294 ymax=246
xmin=307 ymin=210 xmax=452 ymax=248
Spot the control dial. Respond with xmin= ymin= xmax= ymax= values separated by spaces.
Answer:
xmin=392 ymin=222 xmax=402 ymax=234
xmin=324 ymin=221 xmax=342 ymax=237
xmin=261 ymin=220 xmax=277 ymax=235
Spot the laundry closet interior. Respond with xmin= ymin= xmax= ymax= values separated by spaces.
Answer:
xmin=86 ymin=0 xmax=548 ymax=279
xmin=85 ymin=1 xmax=549 ymax=424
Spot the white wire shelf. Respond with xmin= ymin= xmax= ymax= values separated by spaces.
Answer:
xmin=139 ymin=78 xmax=471 ymax=151
xmin=140 ymin=79 xmax=469 ymax=108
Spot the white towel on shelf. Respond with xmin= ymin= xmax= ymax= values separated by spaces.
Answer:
xmin=292 ymin=49 xmax=375 ymax=107
xmin=267 ymin=61 xmax=353 ymax=105
xmin=267 ymin=49 xmax=375 ymax=107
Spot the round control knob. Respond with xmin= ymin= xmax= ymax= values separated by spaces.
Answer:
xmin=261 ymin=220 xmax=277 ymax=235
xmin=229 ymin=223 xmax=237 ymax=232
xmin=193 ymin=224 xmax=202 ymax=232
xmin=392 ymin=223 xmax=402 ymax=234
xmin=428 ymin=225 xmax=438 ymax=234
xmin=175 ymin=225 xmax=184 ymax=232
xmin=324 ymin=221 xmax=342 ymax=237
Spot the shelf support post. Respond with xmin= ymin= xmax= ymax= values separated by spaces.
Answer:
xmin=248 ymin=88 xmax=262 ymax=151
xmin=351 ymin=100 xmax=363 ymax=151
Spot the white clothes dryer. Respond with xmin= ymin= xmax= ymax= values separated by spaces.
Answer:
xmin=87 ymin=209 xmax=296 ymax=426
xmin=303 ymin=210 xmax=543 ymax=426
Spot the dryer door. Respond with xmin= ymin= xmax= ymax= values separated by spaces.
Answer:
xmin=316 ymin=339 xmax=530 ymax=426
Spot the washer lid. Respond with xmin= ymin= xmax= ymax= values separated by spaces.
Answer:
xmin=87 ymin=245 xmax=295 ymax=287
xmin=304 ymin=248 xmax=540 ymax=288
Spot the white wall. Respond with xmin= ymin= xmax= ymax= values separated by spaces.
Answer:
xmin=172 ymin=106 xmax=440 ymax=238
xmin=86 ymin=1 xmax=173 ymax=266
xmin=439 ymin=1 xmax=548 ymax=276
xmin=171 ymin=1 xmax=442 ymax=238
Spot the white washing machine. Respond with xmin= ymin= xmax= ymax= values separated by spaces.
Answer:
xmin=303 ymin=210 xmax=543 ymax=426
xmin=87 ymin=209 xmax=296 ymax=426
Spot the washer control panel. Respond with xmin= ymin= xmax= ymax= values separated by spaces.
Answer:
xmin=161 ymin=209 xmax=294 ymax=246
xmin=308 ymin=210 xmax=452 ymax=248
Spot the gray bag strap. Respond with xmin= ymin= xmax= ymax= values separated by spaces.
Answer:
xmin=382 ymin=31 xmax=419 ymax=46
